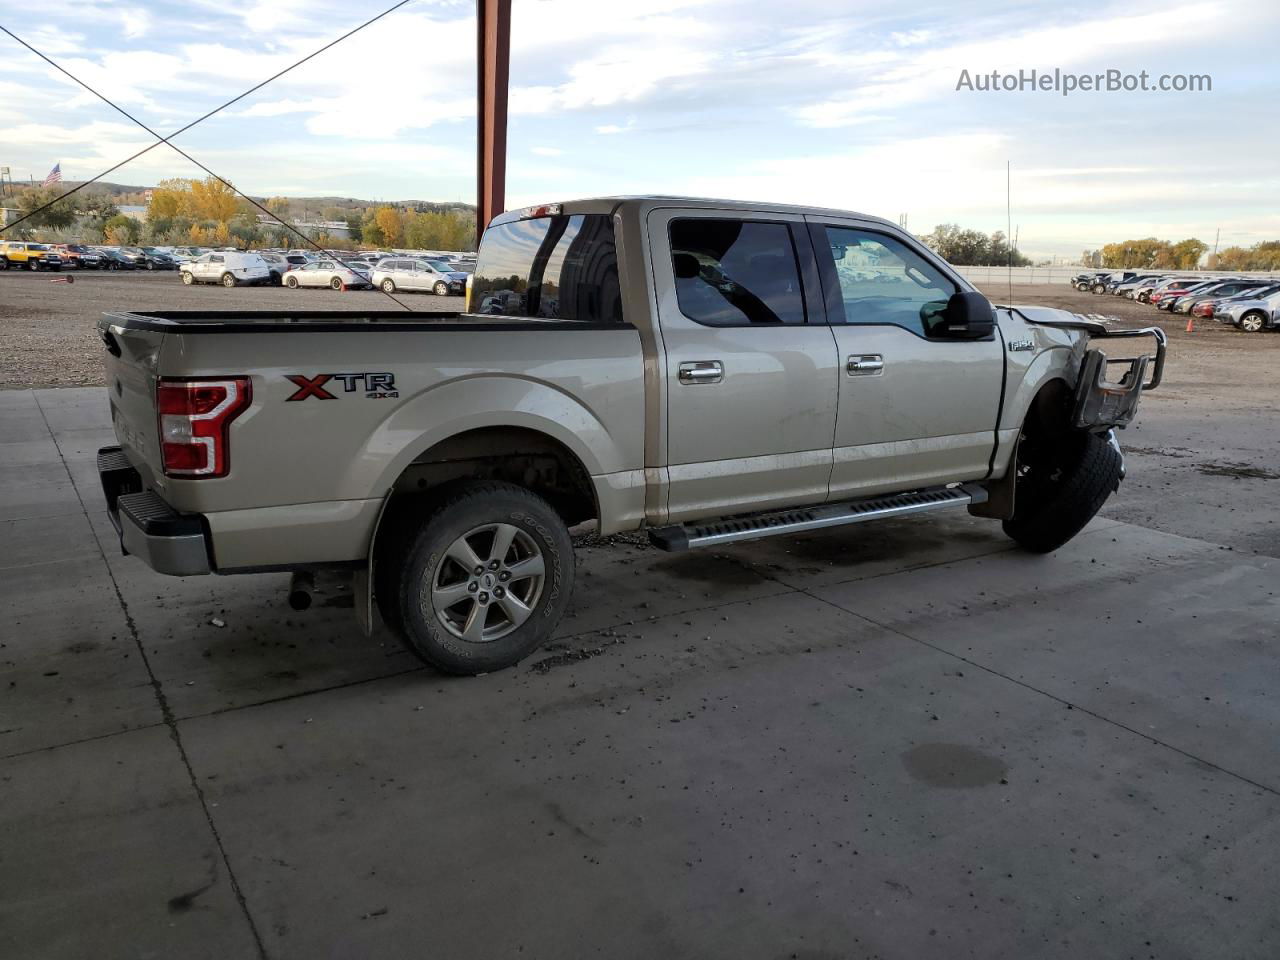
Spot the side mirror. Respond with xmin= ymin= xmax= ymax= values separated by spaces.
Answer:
xmin=933 ymin=291 xmax=995 ymax=339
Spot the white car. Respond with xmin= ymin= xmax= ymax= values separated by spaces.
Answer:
xmin=180 ymin=252 xmax=272 ymax=287
xmin=281 ymin=259 xmax=372 ymax=290
xmin=371 ymin=257 xmax=468 ymax=295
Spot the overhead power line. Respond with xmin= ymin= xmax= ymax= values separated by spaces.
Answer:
xmin=0 ymin=3 xmax=423 ymax=311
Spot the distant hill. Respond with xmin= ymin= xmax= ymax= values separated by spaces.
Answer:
xmin=38 ymin=181 xmax=476 ymax=213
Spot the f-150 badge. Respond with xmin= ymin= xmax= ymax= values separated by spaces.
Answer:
xmin=1006 ymin=339 xmax=1034 ymax=352
xmin=286 ymin=372 xmax=398 ymax=400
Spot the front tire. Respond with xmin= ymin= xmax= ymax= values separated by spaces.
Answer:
xmin=221 ymin=272 xmax=236 ymax=287
xmin=285 ymin=275 xmax=299 ymax=289
xmin=1239 ymin=311 xmax=1267 ymax=333
xmin=381 ymin=278 xmax=396 ymax=294
xmin=434 ymin=281 xmax=449 ymax=296
xmin=1003 ymin=428 xmax=1122 ymax=553
xmin=181 ymin=271 xmax=194 ymax=285
xmin=383 ymin=482 xmax=574 ymax=675
xmin=330 ymin=276 xmax=343 ymax=290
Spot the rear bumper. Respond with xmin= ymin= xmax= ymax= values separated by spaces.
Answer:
xmin=98 ymin=447 xmax=211 ymax=576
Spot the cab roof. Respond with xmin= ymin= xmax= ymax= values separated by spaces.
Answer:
xmin=489 ymin=195 xmax=898 ymax=230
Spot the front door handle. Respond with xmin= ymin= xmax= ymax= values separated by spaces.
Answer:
xmin=678 ymin=361 xmax=724 ymax=384
xmin=847 ymin=354 xmax=884 ymax=376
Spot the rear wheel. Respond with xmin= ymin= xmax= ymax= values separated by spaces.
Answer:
xmin=221 ymin=272 xmax=236 ymax=287
xmin=1091 ymin=282 xmax=1106 ymax=294
xmin=1003 ymin=409 xmax=1123 ymax=553
xmin=381 ymin=482 xmax=574 ymax=675
xmin=1239 ymin=311 xmax=1267 ymax=333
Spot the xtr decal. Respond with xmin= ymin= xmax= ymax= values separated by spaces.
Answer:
xmin=286 ymin=372 xmax=398 ymax=401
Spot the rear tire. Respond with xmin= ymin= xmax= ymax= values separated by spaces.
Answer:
xmin=1091 ymin=283 xmax=1106 ymax=294
xmin=382 ymin=482 xmax=575 ymax=675
xmin=221 ymin=272 xmax=236 ymax=287
xmin=1003 ymin=430 xmax=1122 ymax=553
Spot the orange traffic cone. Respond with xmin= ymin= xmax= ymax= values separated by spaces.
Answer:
xmin=1186 ymin=315 xmax=1194 ymax=333
xmin=49 ymin=275 xmax=74 ymax=283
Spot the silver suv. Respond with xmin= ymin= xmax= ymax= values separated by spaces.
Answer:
xmin=371 ymin=258 xmax=468 ymax=296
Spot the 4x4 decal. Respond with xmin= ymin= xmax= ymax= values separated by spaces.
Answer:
xmin=286 ymin=372 xmax=397 ymax=401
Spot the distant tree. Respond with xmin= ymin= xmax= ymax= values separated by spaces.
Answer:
xmin=16 ymin=187 xmax=77 ymax=230
xmin=189 ymin=177 xmax=240 ymax=223
xmin=374 ymin=206 xmax=404 ymax=247
xmin=103 ymin=215 xmax=139 ymax=244
xmin=345 ymin=214 xmax=363 ymax=243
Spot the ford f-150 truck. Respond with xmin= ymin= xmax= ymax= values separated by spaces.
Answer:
xmin=97 ymin=196 xmax=1166 ymax=674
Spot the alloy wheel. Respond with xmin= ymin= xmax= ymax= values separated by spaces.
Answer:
xmin=426 ymin=522 xmax=546 ymax=643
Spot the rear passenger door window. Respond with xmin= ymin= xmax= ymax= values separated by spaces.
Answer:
xmin=669 ymin=219 xmax=806 ymax=325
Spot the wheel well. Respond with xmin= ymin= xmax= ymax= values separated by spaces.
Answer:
xmin=387 ymin=426 xmax=598 ymax=527
xmin=1024 ymin=378 xmax=1074 ymax=439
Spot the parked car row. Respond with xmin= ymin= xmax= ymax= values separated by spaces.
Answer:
xmin=0 ymin=241 xmax=186 ymax=271
xmin=1072 ymin=270 xmax=1280 ymax=332
xmin=176 ymin=250 xmax=471 ymax=295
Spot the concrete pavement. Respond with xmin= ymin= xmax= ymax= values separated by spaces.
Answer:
xmin=2 ymin=387 xmax=1278 ymax=960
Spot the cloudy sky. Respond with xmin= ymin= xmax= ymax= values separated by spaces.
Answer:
xmin=1 ymin=0 xmax=1276 ymax=258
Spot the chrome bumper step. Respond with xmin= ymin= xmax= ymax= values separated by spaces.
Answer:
xmin=648 ymin=484 xmax=988 ymax=552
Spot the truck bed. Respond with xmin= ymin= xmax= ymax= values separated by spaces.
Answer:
xmin=102 ymin=310 xmax=629 ymax=334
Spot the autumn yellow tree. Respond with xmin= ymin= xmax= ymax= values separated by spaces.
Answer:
xmin=374 ymin=206 xmax=404 ymax=247
xmin=189 ymin=176 xmax=241 ymax=223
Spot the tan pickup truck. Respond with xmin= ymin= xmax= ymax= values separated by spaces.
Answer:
xmin=98 ymin=196 xmax=1165 ymax=674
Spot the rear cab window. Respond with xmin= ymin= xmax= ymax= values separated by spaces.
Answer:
xmin=471 ymin=214 xmax=622 ymax=323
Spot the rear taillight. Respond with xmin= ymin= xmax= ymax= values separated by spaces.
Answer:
xmin=156 ymin=378 xmax=251 ymax=478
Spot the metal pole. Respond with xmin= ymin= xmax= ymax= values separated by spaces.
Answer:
xmin=1006 ymin=160 xmax=1012 ymax=302
xmin=477 ymin=0 xmax=511 ymax=248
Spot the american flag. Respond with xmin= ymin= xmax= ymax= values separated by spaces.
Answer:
xmin=43 ymin=163 xmax=62 ymax=186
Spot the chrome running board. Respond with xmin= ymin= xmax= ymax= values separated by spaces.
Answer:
xmin=648 ymin=484 xmax=988 ymax=552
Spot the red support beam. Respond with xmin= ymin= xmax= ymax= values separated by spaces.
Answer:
xmin=477 ymin=0 xmax=511 ymax=247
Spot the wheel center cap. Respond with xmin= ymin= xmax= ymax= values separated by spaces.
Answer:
xmin=482 ymin=573 xmax=495 ymax=589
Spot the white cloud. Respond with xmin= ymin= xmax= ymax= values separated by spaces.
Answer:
xmin=797 ymin=3 xmax=1229 ymax=127
xmin=530 ymin=146 xmax=562 ymax=157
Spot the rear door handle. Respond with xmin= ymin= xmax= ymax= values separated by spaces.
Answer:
xmin=847 ymin=354 xmax=884 ymax=376
xmin=678 ymin=361 xmax=724 ymax=384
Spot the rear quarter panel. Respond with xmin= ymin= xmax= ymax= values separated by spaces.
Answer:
xmin=154 ymin=326 xmax=646 ymax=516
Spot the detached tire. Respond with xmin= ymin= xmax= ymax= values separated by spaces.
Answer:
xmin=1003 ymin=430 xmax=1122 ymax=554
xmin=383 ymin=482 xmax=574 ymax=675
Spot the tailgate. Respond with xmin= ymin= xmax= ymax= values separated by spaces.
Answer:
xmin=99 ymin=318 xmax=166 ymax=489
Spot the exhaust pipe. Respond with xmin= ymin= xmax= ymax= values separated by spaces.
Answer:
xmin=288 ymin=570 xmax=315 ymax=611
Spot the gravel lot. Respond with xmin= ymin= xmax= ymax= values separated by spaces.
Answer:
xmin=3 ymin=268 xmax=1277 ymax=553
xmin=0 ymin=270 xmax=459 ymax=389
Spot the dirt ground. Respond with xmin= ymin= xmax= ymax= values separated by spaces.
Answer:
xmin=0 ymin=270 xmax=457 ymax=389
xmin=3 ymin=271 xmax=1276 ymax=554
